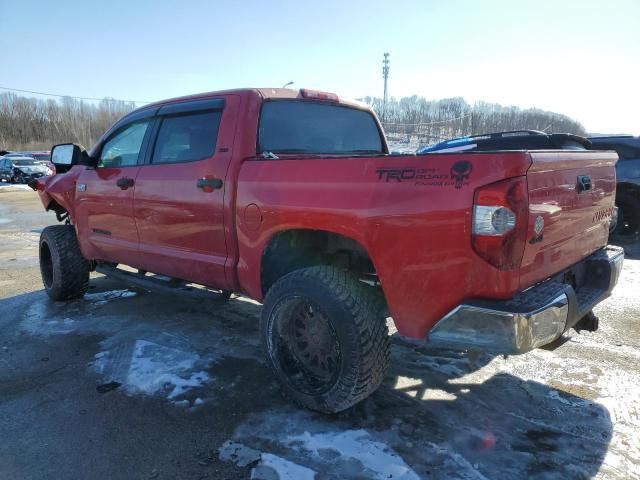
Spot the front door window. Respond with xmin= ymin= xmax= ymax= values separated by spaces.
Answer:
xmin=99 ymin=121 xmax=150 ymax=168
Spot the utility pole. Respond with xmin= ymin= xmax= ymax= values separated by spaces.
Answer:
xmin=382 ymin=52 xmax=390 ymax=124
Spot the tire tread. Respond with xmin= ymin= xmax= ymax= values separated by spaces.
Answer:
xmin=262 ymin=265 xmax=389 ymax=413
xmin=40 ymin=225 xmax=90 ymax=300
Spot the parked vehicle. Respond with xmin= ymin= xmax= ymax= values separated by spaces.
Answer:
xmin=416 ymin=130 xmax=591 ymax=154
xmin=33 ymin=88 xmax=623 ymax=413
xmin=589 ymin=135 xmax=640 ymax=237
xmin=0 ymin=156 xmax=50 ymax=183
xmin=3 ymin=152 xmax=35 ymax=159
xmin=26 ymin=151 xmax=51 ymax=162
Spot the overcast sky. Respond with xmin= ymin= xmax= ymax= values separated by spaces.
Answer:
xmin=1 ymin=0 xmax=638 ymax=134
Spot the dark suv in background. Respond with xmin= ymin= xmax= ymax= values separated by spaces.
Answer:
xmin=417 ymin=131 xmax=640 ymax=239
xmin=589 ymin=136 xmax=640 ymax=238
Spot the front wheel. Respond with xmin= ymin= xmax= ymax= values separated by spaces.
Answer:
xmin=261 ymin=266 xmax=389 ymax=413
xmin=39 ymin=225 xmax=90 ymax=300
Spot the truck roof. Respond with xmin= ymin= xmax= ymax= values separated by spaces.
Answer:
xmin=141 ymin=88 xmax=368 ymax=112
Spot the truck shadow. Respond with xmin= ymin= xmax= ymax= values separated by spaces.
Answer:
xmin=342 ymin=335 xmax=615 ymax=479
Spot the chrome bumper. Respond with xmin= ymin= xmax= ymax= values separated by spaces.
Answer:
xmin=428 ymin=246 xmax=624 ymax=354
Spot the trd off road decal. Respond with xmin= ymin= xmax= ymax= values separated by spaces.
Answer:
xmin=376 ymin=160 xmax=473 ymax=188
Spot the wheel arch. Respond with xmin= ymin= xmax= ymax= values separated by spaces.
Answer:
xmin=259 ymin=228 xmax=380 ymax=299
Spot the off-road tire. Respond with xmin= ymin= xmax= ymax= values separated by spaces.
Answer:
xmin=614 ymin=191 xmax=640 ymax=237
xmin=39 ymin=225 xmax=90 ymax=300
xmin=261 ymin=266 xmax=390 ymax=413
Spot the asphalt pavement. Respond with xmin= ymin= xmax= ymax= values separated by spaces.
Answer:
xmin=1 ymin=184 xmax=639 ymax=480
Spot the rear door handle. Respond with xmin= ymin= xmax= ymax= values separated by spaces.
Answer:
xmin=116 ymin=177 xmax=135 ymax=190
xmin=197 ymin=177 xmax=223 ymax=192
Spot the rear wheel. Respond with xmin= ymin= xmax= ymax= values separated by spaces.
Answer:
xmin=614 ymin=191 xmax=640 ymax=238
xmin=39 ymin=225 xmax=90 ymax=300
xmin=261 ymin=266 xmax=389 ymax=413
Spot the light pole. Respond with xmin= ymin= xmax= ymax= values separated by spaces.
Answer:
xmin=382 ymin=53 xmax=390 ymax=123
xmin=282 ymin=81 xmax=294 ymax=88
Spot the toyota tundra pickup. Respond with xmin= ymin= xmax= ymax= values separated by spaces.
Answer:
xmin=33 ymin=88 xmax=623 ymax=413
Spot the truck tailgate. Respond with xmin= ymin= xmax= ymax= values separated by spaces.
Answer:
xmin=519 ymin=151 xmax=618 ymax=289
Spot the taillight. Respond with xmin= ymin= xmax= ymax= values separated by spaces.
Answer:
xmin=472 ymin=176 xmax=528 ymax=270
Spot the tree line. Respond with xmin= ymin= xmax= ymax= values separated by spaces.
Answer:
xmin=362 ymin=95 xmax=586 ymax=148
xmin=0 ymin=91 xmax=586 ymax=152
xmin=0 ymin=92 xmax=137 ymax=151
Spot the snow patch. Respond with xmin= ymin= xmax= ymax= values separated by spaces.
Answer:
xmin=109 ymin=339 xmax=209 ymax=400
xmin=84 ymin=289 xmax=137 ymax=305
xmin=252 ymin=453 xmax=316 ymax=480
xmin=22 ymin=301 xmax=78 ymax=335
xmin=424 ymin=441 xmax=491 ymax=480
xmin=219 ymin=441 xmax=261 ymax=467
xmin=218 ymin=441 xmax=317 ymax=479
xmin=286 ymin=429 xmax=419 ymax=480
xmin=0 ymin=184 xmax=33 ymax=190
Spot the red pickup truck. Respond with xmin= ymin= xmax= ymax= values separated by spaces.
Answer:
xmin=35 ymin=88 xmax=623 ymax=413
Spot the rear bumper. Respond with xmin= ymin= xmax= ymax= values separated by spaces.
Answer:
xmin=428 ymin=245 xmax=624 ymax=354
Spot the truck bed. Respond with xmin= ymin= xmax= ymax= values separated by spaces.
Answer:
xmin=235 ymin=149 xmax=618 ymax=338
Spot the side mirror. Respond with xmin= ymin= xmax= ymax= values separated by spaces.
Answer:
xmin=50 ymin=143 xmax=96 ymax=172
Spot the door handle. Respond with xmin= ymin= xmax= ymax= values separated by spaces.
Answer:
xmin=116 ymin=177 xmax=135 ymax=190
xmin=197 ymin=177 xmax=223 ymax=192
xmin=577 ymin=175 xmax=592 ymax=193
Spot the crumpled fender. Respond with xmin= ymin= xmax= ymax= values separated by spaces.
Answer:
xmin=31 ymin=166 xmax=83 ymax=220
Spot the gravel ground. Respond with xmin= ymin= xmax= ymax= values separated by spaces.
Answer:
xmin=1 ymin=184 xmax=639 ymax=480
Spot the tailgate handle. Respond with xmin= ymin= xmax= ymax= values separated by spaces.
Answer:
xmin=577 ymin=175 xmax=592 ymax=193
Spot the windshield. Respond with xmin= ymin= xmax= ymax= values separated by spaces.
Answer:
xmin=258 ymin=101 xmax=384 ymax=155
xmin=13 ymin=159 xmax=39 ymax=166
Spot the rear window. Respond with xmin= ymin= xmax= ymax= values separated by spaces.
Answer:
xmin=13 ymin=159 xmax=38 ymax=166
xmin=258 ymin=101 xmax=383 ymax=155
xmin=151 ymin=111 xmax=221 ymax=164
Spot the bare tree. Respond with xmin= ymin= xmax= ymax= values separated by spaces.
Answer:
xmin=360 ymin=95 xmax=586 ymax=149
xmin=0 ymin=93 xmax=136 ymax=151
xmin=1 ymin=92 xmax=586 ymax=153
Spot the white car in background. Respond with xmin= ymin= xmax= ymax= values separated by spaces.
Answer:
xmin=0 ymin=155 xmax=52 ymax=183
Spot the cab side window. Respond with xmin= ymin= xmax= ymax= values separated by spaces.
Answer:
xmin=99 ymin=121 xmax=150 ymax=168
xmin=151 ymin=111 xmax=221 ymax=164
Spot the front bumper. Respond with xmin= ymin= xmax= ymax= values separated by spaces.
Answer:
xmin=428 ymin=245 xmax=624 ymax=354
xmin=15 ymin=171 xmax=46 ymax=182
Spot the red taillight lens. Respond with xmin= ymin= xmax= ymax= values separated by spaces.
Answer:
xmin=472 ymin=176 xmax=528 ymax=270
